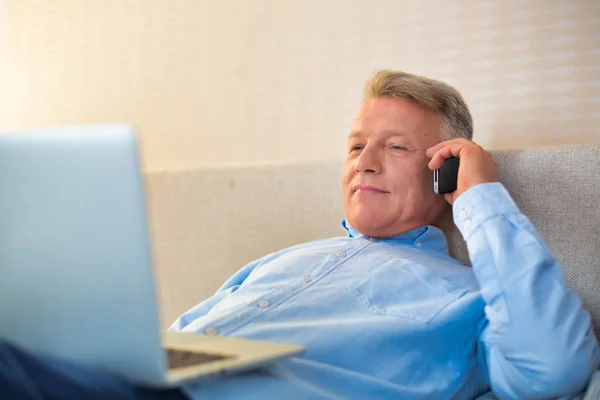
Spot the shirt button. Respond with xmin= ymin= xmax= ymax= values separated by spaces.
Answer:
xmin=301 ymin=275 xmax=313 ymax=283
xmin=459 ymin=210 xmax=468 ymax=220
xmin=464 ymin=219 xmax=472 ymax=229
xmin=258 ymin=300 xmax=270 ymax=308
xmin=335 ymin=251 xmax=346 ymax=258
xmin=205 ymin=326 xmax=218 ymax=336
xmin=416 ymin=242 xmax=423 ymax=248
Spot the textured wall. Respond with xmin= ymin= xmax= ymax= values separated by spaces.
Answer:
xmin=1 ymin=0 xmax=599 ymax=171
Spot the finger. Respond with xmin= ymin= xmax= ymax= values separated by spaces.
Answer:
xmin=427 ymin=143 xmax=466 ymax=170
xmin=428 ymin=147 xmax=454 ymax=170
xmin=426 ymin=138 xmax=472 ymax=158
xmin=426 ymin=142 xmax=447 ymax=158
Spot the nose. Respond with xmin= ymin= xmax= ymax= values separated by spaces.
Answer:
xmin=355 ymin=144 xmax=382 ymax=174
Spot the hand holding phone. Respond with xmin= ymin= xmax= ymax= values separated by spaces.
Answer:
xmin=427 ymin=139 xmax=498 ymax=205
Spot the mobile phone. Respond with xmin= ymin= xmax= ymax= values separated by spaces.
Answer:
xmin=433 ymin=157 xmax=459 ymax=195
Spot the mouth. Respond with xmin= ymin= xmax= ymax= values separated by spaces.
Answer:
xmin=352 ymin=185 xmax=390 ymax=194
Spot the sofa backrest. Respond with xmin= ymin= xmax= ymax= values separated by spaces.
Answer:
xmin=146 ymin=145 xmax=600 ymax=333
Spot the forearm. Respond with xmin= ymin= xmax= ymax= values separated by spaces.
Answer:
xmin=454 ymin=183 xmax=600 ymax=399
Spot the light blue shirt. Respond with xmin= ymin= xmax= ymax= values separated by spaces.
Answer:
xmin=170 ymin=183 xmax=600 ymax=399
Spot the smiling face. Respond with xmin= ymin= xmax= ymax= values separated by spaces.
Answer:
xmin=342 ymin=97 xmax=448 ymax=238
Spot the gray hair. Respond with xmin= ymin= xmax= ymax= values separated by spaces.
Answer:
xmin=364 ymin=70 xmax=473 ymax=141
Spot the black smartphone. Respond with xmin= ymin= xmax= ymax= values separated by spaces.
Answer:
xmin=433 ymin=157 xmax=459 ymax=195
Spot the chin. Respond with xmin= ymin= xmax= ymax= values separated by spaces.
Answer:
xmin=347 ymin=214 xmax=390 ymax=238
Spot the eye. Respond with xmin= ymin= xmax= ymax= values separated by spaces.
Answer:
xmin=350 ymin=144 xmax=364 ymax=152
xmin=390 ymin=145 xmax=406 ymax=151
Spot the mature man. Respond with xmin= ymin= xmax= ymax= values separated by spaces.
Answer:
xmin=1 ymin=70 xmax=599 ymax=399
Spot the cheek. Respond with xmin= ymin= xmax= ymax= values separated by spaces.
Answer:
xmin=414 ymin=172 xmax=442 ymax=210
xmin=397 ymin=168 xmax=434 ymax=203
xmin=342 ymin=164 xmax=355 ymax=186
xmin=393 ymin=166 xmax=429 ymax=191
xmin=414 ymin=172 xmax=435 ymax=201
xmin=418 ymin=170 xmax=433 ymax=194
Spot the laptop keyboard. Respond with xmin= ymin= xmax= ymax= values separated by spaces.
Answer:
xmin=166 ymin=348 xmax=234 ymax=369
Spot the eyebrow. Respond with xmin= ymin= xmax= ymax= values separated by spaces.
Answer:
xmin=348 ymin=130 xmax=411 ymax=141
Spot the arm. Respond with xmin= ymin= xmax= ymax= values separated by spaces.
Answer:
xmin=428 ymin=139 xmax=600 ymax=399
xmin=169 ymin=255 xmax=268 ymax=331
xmin=454 ymin=182 xmax=600 ymax=399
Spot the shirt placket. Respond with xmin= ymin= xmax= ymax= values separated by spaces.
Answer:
xmin=209 ymin=238 xmax=376 ymax=336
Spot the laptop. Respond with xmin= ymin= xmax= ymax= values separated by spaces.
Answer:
xmin=0 ymin=125 xmax=303 ymax=387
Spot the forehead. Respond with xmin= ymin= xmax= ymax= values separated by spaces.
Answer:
xmin=350 ymin=97 xmax=441 ymax=144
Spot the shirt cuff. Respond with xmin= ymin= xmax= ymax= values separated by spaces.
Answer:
xmin=452 ymin=182 xmax=520 ymax=239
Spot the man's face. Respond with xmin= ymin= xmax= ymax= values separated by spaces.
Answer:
xmin=342 ymin=97 xmax=447 ymax=238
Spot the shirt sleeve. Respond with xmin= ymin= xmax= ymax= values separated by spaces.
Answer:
xmin=168 ymin=255 xmax=267 ymax=331
xmin=453 ymin=182 xmax=600 ymax=399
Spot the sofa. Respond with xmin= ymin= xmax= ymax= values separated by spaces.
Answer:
xmin=145 ymin=145 xmax=600 ymax=398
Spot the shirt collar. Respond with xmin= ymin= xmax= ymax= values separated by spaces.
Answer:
xmin=341 ymin=219 xmax=449 ymax=254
